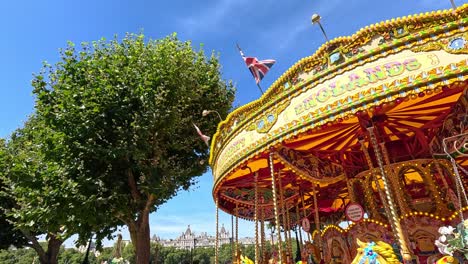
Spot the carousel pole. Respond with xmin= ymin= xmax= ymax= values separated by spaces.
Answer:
xmin=299 ymin=191 xmax=311 ymax=242
xmin=296 ymin=204 xmax=303 ymax=248
xmin=269 ymin=153 xmax=283 ymax=264
xmin=215 ymin=198 xmax=219 ymax=264
xmin=261 ymin=208 xmax=266 ymax=264
xmin=359 ymin=139 xmax=387 ymax=222
xmin=231 ymin=215 xmax=235 ymax=263
xmin=367 ymin=127 xmax=412 ymax=262
xmin=235 ymin=204 xmax=239 ymax=264
xmin=277 ymin=171 xmax=291 ymax=261
xmin=254 ymin=171 xmax=259 ymax=264
xmin=312 ymin=183 xmax=323 ymax=261
xmin=285 ymin=204 xmax=293 ymax=260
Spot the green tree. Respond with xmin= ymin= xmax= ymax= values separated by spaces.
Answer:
xmin=193 ymin=247 xmax=213 ymax=264
xmin=0 ymin=247 xmax=39 ymax=264
xmin=32 ymin=33 xmax=235 ymax=263
xmin=58 ymin=247 xmax=97 ymax=264
xmin=218 ymin=243 xmax=233 ymax=264
xmin=0 ymin=117 xmax=118 ymax=264
xmin=0 ymin=140 xmax=28 ymax=250
xmin=96 ymin=247 xmax=114 ymax=263
xmin=122 ymin=242 xmax=136 ymax=263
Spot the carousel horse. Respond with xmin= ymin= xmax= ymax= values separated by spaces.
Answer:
xmin=351 ymin=239 xmax=401 ymax=264
xmin=241 ymin=255 xmax=254 ymax=264
xmin=435 ymin=256 xmax=459 ymax=264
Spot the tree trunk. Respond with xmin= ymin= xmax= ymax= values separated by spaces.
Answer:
xmin=36 ymin=236 xmax=62 ymax=264
xmin=128 ymin=209 xmax=151 ymax=264
xmin=22 ymin=230 xmax=62 ymax=264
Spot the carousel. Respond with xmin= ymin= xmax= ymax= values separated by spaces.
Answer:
xmin=210 ymin=4 xmax=468 ymax=264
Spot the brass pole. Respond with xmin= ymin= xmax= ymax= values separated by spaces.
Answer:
xmin=269 ymin=153 xmax=283 ymax=264
xmin=360 ymin=139 xmax=387 ymax=222
xmin=312 ymin=184 xmax=323 ymax=260
xmin=231 ymin=215 xmax=234 ymax=264
xmin=367 ymin=127 xmax=411 ymax=261
xmin=277 ymin=171 xmax=290 ymax=261
xmin=255 ymin=171 xmax=259 ymax=264
xmin=380 ymin=142 xmax=411 ymax=216
xmin=296 ymin=204 xmax=303 ymax=248
xmin=235 ymin=205 xmax=239 ymax=264
xmin=215 ymin=198 xmax=219 ymax=264
xmin=261 ymin=208 xmax=266 ymax=264
xmin=299 ymin=191 xmax=311 ymax=242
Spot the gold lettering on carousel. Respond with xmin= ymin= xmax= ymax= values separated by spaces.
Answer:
xmin=224 ymin=138 xmax=246 ymax=158
xmin=294 ymin=57 xmax=426 ymax=116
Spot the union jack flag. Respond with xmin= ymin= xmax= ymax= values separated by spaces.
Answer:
xmin=238 ymin=46 xmax=275 ymax=84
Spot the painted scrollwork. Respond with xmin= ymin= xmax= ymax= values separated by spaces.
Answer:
xmin=411 ymin=33 xmax=468 ymax=54
xmin=246 ymin=100 xmax=290 ymax=133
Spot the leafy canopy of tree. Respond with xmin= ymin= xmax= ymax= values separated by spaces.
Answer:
xmin=0 ymin=117 xmax=119 ymax=264
xmin=0 ymin=139 xmax=29 ymax=250
xmin=32 ymin=33 xmax=235 ymax=263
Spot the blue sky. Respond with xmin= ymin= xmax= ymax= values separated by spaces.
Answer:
xmin=0 ymin=0 xmax=463 ymax=246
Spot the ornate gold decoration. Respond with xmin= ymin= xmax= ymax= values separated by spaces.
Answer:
xmin=210 ymin=5 xmax=468 ymax=166
xmin=412 ymin=33 xmax=468 ymax=54
xmin=380 ymin=142 xmax=411 ymax=216
xmin=275 ymin=146 xmax=345 ymax=183
xmin=246 ymin=100 xmax=290 ymax=133
xmin=360 ymin=140 xmax=385 ymax=221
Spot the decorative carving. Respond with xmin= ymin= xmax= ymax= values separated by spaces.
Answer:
xmin=412 ymin=34 xmax=468 ymax=54
xmin=246 ymin=100 xmax=290 ymax=133
xmin=276 ymin=146 xmax=345 ymax=182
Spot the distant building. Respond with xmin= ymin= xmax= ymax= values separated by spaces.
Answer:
xmin=152 ymin=224 xmax=254 ymax=249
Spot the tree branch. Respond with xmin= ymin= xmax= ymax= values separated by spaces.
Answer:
xmin=142 ymin=194 xmax=155 ymax=225
xmin=127 ymin=168 xmax=141 ymax=202
xmin=20 ymin=229 xmax=46 ymax=261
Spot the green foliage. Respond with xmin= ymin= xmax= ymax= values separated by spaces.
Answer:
xmin=96 ymin=247 xmax=114 ymax=263
xmin=58 ymin=247 xmax=98 ymax=264
xmin=31 ymin=32 xmax=235 ymax=261
xmin=122 ymin=243 xmax=136 ymax=263
xmin=0 ymin=116 xmax=120 ymax=264
xmin=0 ymin=248 xmax=39 ymax=264
xmin=218 ymin=243 xmax=233 ymax=264
xmin=0 ymin=246 xmax=101 ymax=264
xmin=0 ymin=140 xmax=28 ymax=249
xmin=4 ymin=117 xmax=75 ymax=240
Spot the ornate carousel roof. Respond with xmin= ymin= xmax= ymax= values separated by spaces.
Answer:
xmin=210 ymin=4 xmax=468 ymax=221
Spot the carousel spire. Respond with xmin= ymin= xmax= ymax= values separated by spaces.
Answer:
xmin=311 ymin=14 xmax=329 ymax=42
xmin=449 ymin=0 xmax=456 ymax=9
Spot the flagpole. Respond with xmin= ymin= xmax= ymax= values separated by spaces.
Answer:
xmin=237 ymin=43 xmax=265 ymax=95
xmin=256 ymin=83 xmax=264 ymax=94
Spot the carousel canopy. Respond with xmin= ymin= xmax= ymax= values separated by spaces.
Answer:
xmin=210 ymin=5 xmax=468 ymax=222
